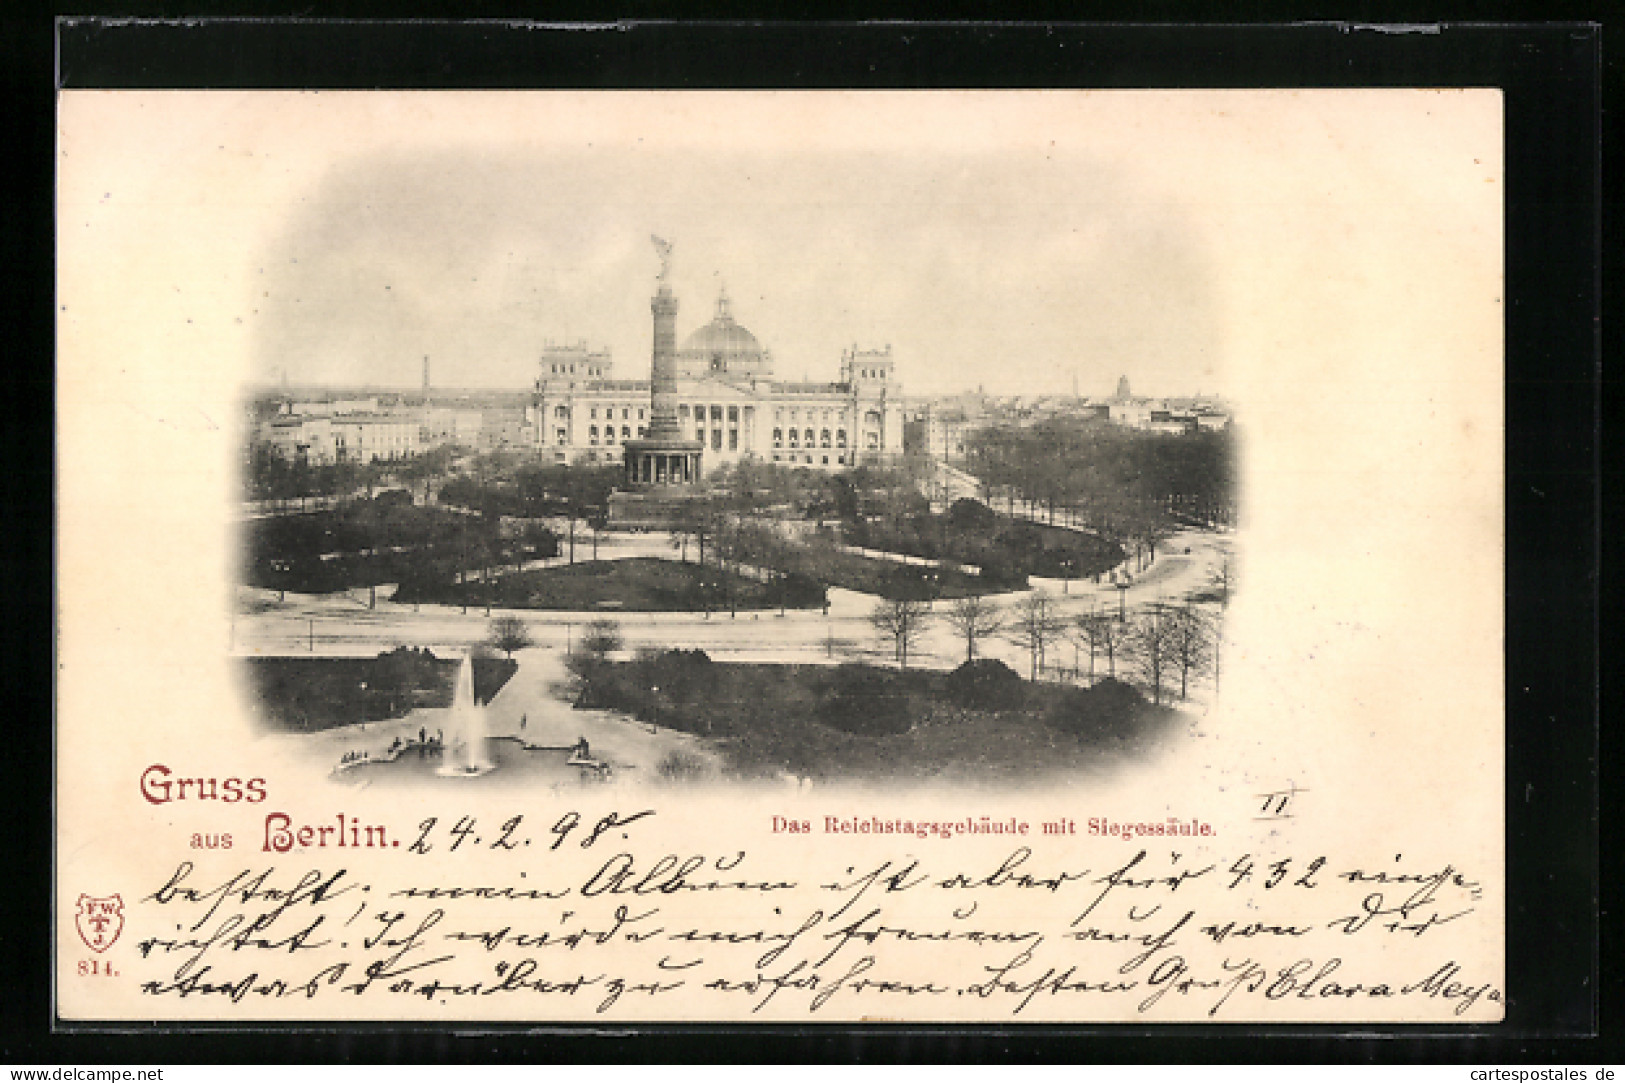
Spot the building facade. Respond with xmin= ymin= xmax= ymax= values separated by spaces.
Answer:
xmin=527 ymin=286 xmax=906 ymax=474
xmin=259 ymin=409 xmax=422 ymax=466
xmin=253 ymin=399 xmax=521 ymax=466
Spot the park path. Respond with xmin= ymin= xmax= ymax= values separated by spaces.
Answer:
xmin=262 ymin=644 xmax=725 ymax=782
xmin=235 ymin=526 xmax=1227 ymax=667
xmin=482 ymin=645 xmax=725 ymax=778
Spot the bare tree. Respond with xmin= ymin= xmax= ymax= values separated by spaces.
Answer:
xmin=580 ymin=619 xmax=623 ymax=661
xmin=1073 ymin=609 xmax=1116 ymax=683
xmin=1165 ymin=604 xmax=1214 ymax=700
xmin=487 ymin=614 xmax=533 ymax=658
xmin=670 ymin=519 xmax=694 ymax=562
xmin=1215 ymin=555 xmax=1234 ymax=607
xmin=1094 ymin=610 xmax=1133 ymax=680
xmin=1127 ymin=605 xmax=1177 ymax=705
xmin=945 ymin=595 xmax=1004 ymax=664
xmin=1144 ymin=520 xmax=1176 ymax=568
xmin=1006 ymin=591 xmax=1066 ymax=681
xmin=869 ymin=598 xmax=932 ymax=670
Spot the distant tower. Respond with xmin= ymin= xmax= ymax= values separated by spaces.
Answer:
xmin=623 ymin=236 xmax=703 ymax=486
xmin=647 ymin=260 xmax=681 ymax=439
xmin=1115 ymin=375 xmax=1132 ymax=400
xmin=421 ymin=356 xmax=431 ymax=401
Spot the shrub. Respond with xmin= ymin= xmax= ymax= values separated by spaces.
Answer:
xmin=642 ymin=649 xmax=715 ymax=705
xmin=1045 ymin=677 xmax=1151 ymax=743
xmin=948 ymin=497 xmax=997 ymax=532
xmin=944 ymin=657 xmax=1023 ymax=708
xmin=570 ymin=657 xmax=637 ymax=710
xmin=815 ymin=664 xmax=914 ymax=736
xmin=778 ymin=572 xmax=828 ymax=609
xmin=367 ymin=646 xmax=440 ymax=712
xmin=656 ymin=750 xmax=710 ymax=782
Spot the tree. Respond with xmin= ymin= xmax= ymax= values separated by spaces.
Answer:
xmin=1127 ymin=605 xmax=1177 ymax=705
xmin=368 ymin=647 xmax=438 ymax=716
xmin=1215 ymin=556 xmax=1234 ymax=607
xmin=1145 ymin=521 xmax=1176 ymax=567
xmin=1164 ymin=604 xmax=1214 ymax=700
xmin=946 ymin=595 xmax=1005 ymax=664
xmin=556 ymin=466 xmax=618 ymax=564
xmin=353 ymin=498 xmax=384 ymax=610
xmin=1101 ymin=610 xmax=1133 ymax=680
xmin=580 ymin=619 xmax=623 ymax=661
xmin=869 ymin=598 xmax=932 ymax=670
xmin=1073 ymin=610 xmax=1107 ymax=682
xmin=487 ymin=615 xmax=533 ymax=658
xmin=520 ymin=521 xmax=558 ymax=566
xmin=671 ymin=496 xmax=719 ymax=567
xmin=670 ymin=519 xmax=694 ymax=563
xmin=587 ymin=505 xmax=608 ymax=560
xmin=1006 ymin=591 xmax=1067 ymax=681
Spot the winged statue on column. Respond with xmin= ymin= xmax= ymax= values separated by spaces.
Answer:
xmin=651 ymin=235 xmax=674 ymax=282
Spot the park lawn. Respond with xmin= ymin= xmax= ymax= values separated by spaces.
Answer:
xmin=570 ymin=655 xmax=1179 ymax=782
xmin=846 ymin=509 xmax=1124 ymax=584
xmin=244 ymin=654 xmax=517 ymax=731
xmin=403 ymin=556 xmax=825 ymax=612
xmin=781 ymin=546 xmax=1003 ymax=600
xmin=247 ymin=501 xmax=558 ymax=595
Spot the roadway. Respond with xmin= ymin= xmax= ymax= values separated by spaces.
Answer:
xmin=233 ymin=525 xmax=1232 ymax=680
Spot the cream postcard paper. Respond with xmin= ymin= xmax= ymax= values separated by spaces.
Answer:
xmin=56 ymin=90 xmax=1503 ymax=1022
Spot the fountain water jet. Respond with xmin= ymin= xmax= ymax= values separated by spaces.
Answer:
xmin=437 ymin=651 xmax=494 ymax=776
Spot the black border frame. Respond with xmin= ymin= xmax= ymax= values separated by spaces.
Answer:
xmin=7 ymin=17 xmax=1608 ymax=1064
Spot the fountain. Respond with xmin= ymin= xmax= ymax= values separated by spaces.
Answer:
xmin=437 ymin=651 xmax=494 ymax=777
xmin=337 ymin=648 xmax=625 ymax=788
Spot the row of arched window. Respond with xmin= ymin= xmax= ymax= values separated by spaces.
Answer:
xmin=773 ymin=452 xmax=847 ymax=466
xmin=546 ymin=362 xmax=607 ymax=377
xmin=772 ymin=427 xmax=847 ymax=450
xmin=552 ymin=403 xmax=644 ymax=421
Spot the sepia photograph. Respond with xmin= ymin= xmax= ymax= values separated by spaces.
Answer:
xmin=232 ymin=150 xmax=1239 ymax=791
xmin=56 ymin=88 xmax=1509 ymax=1023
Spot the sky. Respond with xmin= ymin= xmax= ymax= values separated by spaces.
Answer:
xmin=61 ymin=90 xmax=1501 ymax=401
xmin=250 ymin=136 xmax=1222 ymax=399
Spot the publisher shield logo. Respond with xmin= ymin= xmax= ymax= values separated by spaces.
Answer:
xmin=75 ymin=893 xmax=124 ymax=953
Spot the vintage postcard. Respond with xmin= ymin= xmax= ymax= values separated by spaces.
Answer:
xmin=55 ymin=90 xmax=1503 ymax=1023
